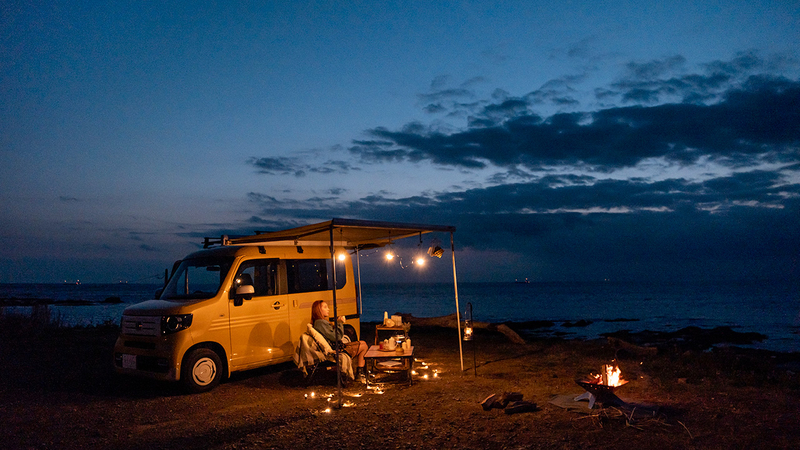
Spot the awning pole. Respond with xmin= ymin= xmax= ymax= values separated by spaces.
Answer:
xmin=330 ymin=225 xmax=342 ymax=409
xmin=356 ymin=246 xmax=363 ymax=315
xmin=451 ymin=231 xmax=464 ymax=373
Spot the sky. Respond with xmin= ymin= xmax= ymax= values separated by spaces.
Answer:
xmin=1 ymin=0 xmax=799 ymax=284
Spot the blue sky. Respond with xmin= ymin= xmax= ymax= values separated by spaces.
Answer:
xmin=1 ymin=1 xmax=799 ymax=283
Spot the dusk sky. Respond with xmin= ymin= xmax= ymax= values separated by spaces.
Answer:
xmin=2 ymin=1 xmax=799 ymax=284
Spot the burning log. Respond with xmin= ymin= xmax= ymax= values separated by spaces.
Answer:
xmin=396 ymin=313 xmax=527 ymax=344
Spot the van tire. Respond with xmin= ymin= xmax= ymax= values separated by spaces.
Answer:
xmin=181 ymin=348 xmax=222 ymax=393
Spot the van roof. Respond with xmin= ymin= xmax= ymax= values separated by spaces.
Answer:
xmin=204 ymin=218 xmax=455 ymax=249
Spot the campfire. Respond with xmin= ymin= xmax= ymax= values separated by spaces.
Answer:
xmin=590 ymin=364 xmax=627 ymax=387
xmin=575 ymin=363 xmax=628 ymax=409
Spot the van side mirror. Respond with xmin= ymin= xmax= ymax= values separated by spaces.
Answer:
xmin=236 ymin=285 xmax=255 ymax=297
xmin=233 ymin=285 xmax=254 ymax=306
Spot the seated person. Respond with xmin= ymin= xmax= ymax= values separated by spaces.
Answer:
xmin=311 ymin=300 xmax=368 ymax=382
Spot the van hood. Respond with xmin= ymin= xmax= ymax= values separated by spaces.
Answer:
xmin=122 ymin=299 xmax=197 ymax=316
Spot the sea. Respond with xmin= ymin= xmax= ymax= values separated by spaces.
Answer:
xmin=2 ymin=281 xmax=799 ymax=353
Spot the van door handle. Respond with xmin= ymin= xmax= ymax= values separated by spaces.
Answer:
xmin=272 ymin=300 xmax=283 ymax=311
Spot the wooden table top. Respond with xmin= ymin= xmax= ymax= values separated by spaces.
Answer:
xmin=365 ymin=345 xmax=414 ymax=358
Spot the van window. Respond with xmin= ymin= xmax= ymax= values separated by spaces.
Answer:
xmin=232 ymin=259 xmax=278 ymax=297
xmin=286 ymin=258 xmax=346 ymax=294
xmin=161 ymin=256 xmax=234 ymax=300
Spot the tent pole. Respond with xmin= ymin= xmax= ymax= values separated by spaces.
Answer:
xmin=451 ymin=231 xmax=464 ymax=373
xmin=330 ymin=225 xmax=342 ymax=409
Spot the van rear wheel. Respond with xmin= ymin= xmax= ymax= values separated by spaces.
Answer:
xmin=181 ymin=348 xmax=222 ymax=393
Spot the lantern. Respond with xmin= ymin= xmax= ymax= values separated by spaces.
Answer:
xmin=462 ymin=304 xmax=473 ymax=341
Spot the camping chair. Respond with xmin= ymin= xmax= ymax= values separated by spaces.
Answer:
xmin=293 ymin=324 xmax=354 ymax=385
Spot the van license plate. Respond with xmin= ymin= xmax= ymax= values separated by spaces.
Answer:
xmin=122 ymin=354 xmax=136 ymax=369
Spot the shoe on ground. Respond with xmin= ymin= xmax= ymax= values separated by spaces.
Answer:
xmin=498 ymin=391 xmax=524 ymax=408
xmin=504 ymin=400 xmax=537 ymax=414
xmin=481 ymin=394 xmax=498 ymax=411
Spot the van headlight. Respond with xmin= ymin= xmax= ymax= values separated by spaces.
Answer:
xmin=161 ymin=314 xmax=193 ymax=335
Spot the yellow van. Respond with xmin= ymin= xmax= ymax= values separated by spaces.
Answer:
xmin=113 ymin=242 xmax=358 ymax=392
xmin=113 ymin=219 xmax=456 ymax=393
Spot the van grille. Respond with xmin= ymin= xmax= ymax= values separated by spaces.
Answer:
xmin=121 ymin=315 xmax=160 ymax=337
xmin=124 ymin=341 xmax=156 ymax=350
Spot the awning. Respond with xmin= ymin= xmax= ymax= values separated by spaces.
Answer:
xmin=223 ymin=218 xmax=462 ymax=407
xmin=225 ymin=218 xmax=456 ymax=249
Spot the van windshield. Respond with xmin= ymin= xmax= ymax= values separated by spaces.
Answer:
xmin=160 ymin=256 xmax=234 ymax=301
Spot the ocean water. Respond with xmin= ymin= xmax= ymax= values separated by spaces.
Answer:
xmin=2 ymin=281 xmax=799 ymax=353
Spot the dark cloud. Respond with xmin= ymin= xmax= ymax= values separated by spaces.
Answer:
xmin=423 ymin=103 xmax=447 ymax=114
xmin=327 ymin=187 xmax=346 ymax=196
xmin=623 ymin=55 xmax=687 ymax=80
xmin=351 ymin=75 xmax=800 ymax=170
xmin=310 ymin=160 xmax=360 ymax=174
xmin=238 ymin=164 xmax=799 ymax=282
xmin=236 ymin=55 xmax=799 ymax=283
xmin=247 ymin=156 xmax=355 ymax=176
xmin=417 ymin=88 xmax=474 ymax=103
xmin=247 ymin=156 xmax=306 ymax=176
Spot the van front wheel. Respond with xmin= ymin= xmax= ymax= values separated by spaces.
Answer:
xmin=181 ymin=348 xmax=222 ymax=393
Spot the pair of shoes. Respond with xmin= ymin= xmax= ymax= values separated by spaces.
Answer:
xmin=357 ymin=367 xmax=367 ymax=384
xmin=481 ymin=391 xmax=524 ymax=411
xmin=504 ymin=400 xmax=538 ymax=414
xmin=497 ymin=391 xmax=524 ymax=408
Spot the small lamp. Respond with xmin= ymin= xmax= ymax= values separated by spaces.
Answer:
xmin=427 ymin=238 xmax=444 ymax=258
xmin=462 ymin=302 xmax=477 ymax=376
xmin=462 ymin=303 xmax=473 ymax=341
xmin=463 ymin=319 xmax=473 ymax=341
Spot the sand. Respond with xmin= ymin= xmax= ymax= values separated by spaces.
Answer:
xmin=1 ymin=320 xmax=799 ymax=449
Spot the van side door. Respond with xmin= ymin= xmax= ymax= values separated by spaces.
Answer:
xmin=228 ymin=259 xmax=291 ymax=368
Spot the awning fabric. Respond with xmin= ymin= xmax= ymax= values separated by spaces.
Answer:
xmin=226 ymin=218 xmax=456 ymax=249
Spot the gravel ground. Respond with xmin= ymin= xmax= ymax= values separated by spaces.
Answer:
xmin=2 ymin=320 xmax=800 ymax=449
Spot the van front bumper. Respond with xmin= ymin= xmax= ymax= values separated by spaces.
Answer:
xmin=114 ymin=336 xmax=185 ymax=382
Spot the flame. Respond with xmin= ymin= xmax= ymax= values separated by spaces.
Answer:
xmin=606 ymin=365 xmax=623 ymax=386
xmin=588 ymin=364 xmax=625 ymax=386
